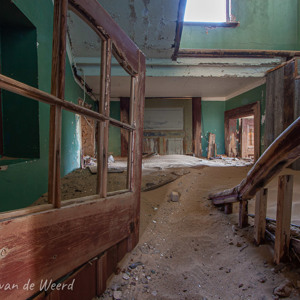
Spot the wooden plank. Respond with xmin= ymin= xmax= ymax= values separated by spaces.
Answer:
xmin=128 ymin=51 xmax=146 ymax=251
xmin=117 ymin=238 xmax=128 ymax=262
xmin=0 ymin=204 xmax=53 ymax=221
xmin=293 ymin=78 xmax=300 ymax=170
xmin=283 ymin=61 xmax=295 ymax=130
xmin=106 ymin=245 xmax=118 ymax=278
xmin=127 ymin=77 xmax=136 ymax=190
xmin=56 ymin=259 xmax=97 ymax=300
xmin=97 ymin=39 xmax=112 ymax=198
xmin=253 ymin=101 xmax=260 ymax=161
xmin=68 ymin=0 xmax=139 ymax=74
xmin=210 ymin=117 xmax=300 ymax=205
xmin=207 ymin=133 xmax=216 ymax=159
xmin=120 ymin=97 xmax=130 ymax=157
xmin=192 ymin=97 xmax=202 ymax=157
xmin=274 ymin=175 xmax=294 ymax=264
xmin=265 ymin=71 xmax=275 ymax=150
xmin=178 ymin=49 xmax=300 ymax=58
xmin=96 ymin=252 xmax=107 ymax=296
xmin=0 ymin=192 xmax=134 ymax=300
xmin=48 ymin=0 xmax=68 ymax=208
xmin=239 ymin=200 xmax=248 ymax=228
xmin=254 ymin=188 xmax=268 ymax=245
xmin=0 ymin=74 xmax=134 ymax=131
xmin=273 ymin=67 xmax=284 ymax=139
xmin=97 ymin=39 xmax=107 ymax=196
xmin=172 ymin=0 xmax=187 ymax=61
xmin=224 ymin=203 xmax=233 ymax=215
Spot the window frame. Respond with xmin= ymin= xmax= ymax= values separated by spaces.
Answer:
xmin=183 ymin=0 xmax=239 ymax=28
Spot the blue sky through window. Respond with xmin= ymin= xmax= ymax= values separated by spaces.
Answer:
xmin=184 ymin=0 xmax=227 ymax=22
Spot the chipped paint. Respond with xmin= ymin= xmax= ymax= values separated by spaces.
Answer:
xmin=129 ymin=0 xmax=137 ymax=40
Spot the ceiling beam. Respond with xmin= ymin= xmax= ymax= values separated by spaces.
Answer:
xmin=178 ymin=49 xmax=300 ymax=59
xmin=172 ymin=0 xmax=187 ymax=61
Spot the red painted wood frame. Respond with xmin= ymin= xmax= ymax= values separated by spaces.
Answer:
xmin=0 ymin=61 xmax=3 ymax=156
xmin=0 ymin=0 xmax=145 ymax=299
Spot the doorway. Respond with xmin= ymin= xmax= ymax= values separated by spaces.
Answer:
xmin=225 ymin=102 xmax=260 ymax=161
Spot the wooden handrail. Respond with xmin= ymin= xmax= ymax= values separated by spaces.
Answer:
xmin=209 ymin=116 xmax=300 ymax=205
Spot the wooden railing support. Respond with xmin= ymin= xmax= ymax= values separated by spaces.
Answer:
xmin=274 ymin=175 xmax=294 ymax=264
xmin=239 ymin=200 xmax=248 ymax=228
xmin=209 ymin=116 xmax=300 ymax=205
xmin=254 ymin=188 xmax=268 ymax=245
xmin=224 ymin=203 xmax=233 ymax=214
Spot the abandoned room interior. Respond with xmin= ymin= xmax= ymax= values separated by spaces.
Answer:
xmin=1 ymin=0 xmax=300 ymax=299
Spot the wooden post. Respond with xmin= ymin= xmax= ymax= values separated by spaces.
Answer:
xmin=120 ymin=97 xmax=130 ymax=157
xmin=283 ymin=61 xmax=295 ymax=130
xmin=274 ymin=175 xmax=294 ymax=264
xmin=254 ymin=188 xmax=268 ymax=245
xmin=192 ymin=97 xmax=202 ymax=157
xmin=224 ymin=203 xmax=233 ymax=215
xmin=239 ymin=200 xmax=248 ymax=228
xmin=48 ymin=0 xmax=68 ymax=208
xmin=127 ymin=78 xmax=136 ymax=190
xmin=97 ymin=39 xmax=112 ymax=197
xmin=207 ymin=132 xmax=216 ymax=159
xmin=172 ymin=0 xmax=187 ymax=61
xmin=127 ymin=52 xmax=146 ymax=250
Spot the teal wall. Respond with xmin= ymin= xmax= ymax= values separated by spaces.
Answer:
xmin=201 ymin=101 xmax=225 ymax=157
xmin=226 ymin=85 xmax=266 ymax=154
xmin=109 ymin=101 xmax=121 ymax=156
xmin=1 ymin=25 xmax=39 ymax=158
xmin=0 ymin=0 xmax=92 ymax=212
xmin=181 ymin=0 xmax=300 ymax=50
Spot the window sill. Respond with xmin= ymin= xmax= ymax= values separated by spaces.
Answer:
xmin=184 ymin=21 xmax=239 ymax=28
xmin=0 ymin=157 xmax=35 ymax=166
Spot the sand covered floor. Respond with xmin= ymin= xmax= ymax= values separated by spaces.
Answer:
xmin=98 ymin=163 xmax=300 ymax=300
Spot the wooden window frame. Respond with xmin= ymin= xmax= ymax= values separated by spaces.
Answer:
xmin=0 ymin=1 xmax=145 ymax=299
xmin=0 ymin=0 xmax=145 ymax=218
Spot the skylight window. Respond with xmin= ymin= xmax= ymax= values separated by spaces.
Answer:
xmin=184 ymin=0 xmax=228 ymax=23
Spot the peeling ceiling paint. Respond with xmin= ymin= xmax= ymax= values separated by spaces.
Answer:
xmin=96 ymin=0 xmax=180 ymax=59
xmin=66 ymin=0 xmax=283 ymax=98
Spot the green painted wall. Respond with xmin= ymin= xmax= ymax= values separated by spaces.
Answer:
xmin=225 ymin=85 xmax=266 ymax=154
xmin=108 ymin=101 xmax=121 ymax=156
xmin=181 ymin=0 xmax=300 ymax=50
xmin=1 ymin=25 xmax=39 ymax=158
xmin=0 ymin=0 xmax=92 ymax=212
xmin=201 ymin=101 xmax=225 ymax=157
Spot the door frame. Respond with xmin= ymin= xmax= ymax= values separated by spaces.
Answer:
xmin=224 ymin=102 xmax=260 ymax=161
